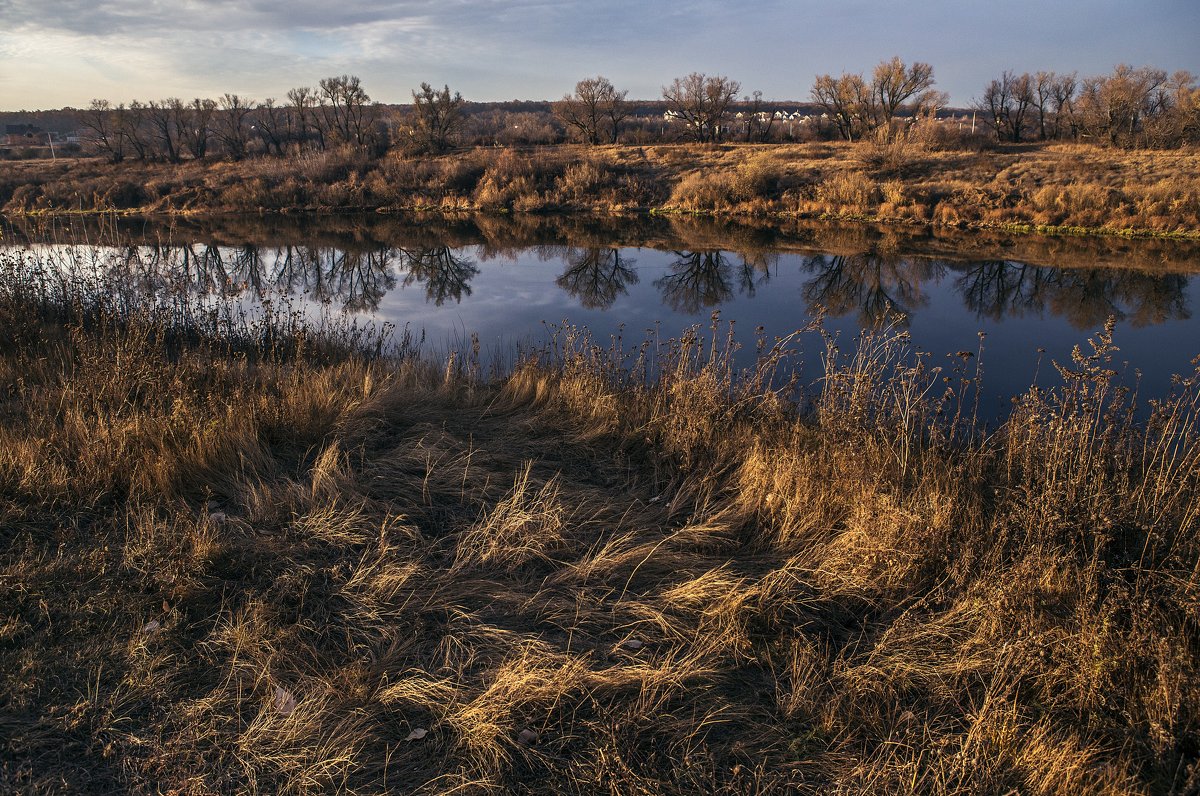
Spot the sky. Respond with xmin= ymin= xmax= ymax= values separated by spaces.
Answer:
xmin=1 ymin=0 xmax=1197 ymax=110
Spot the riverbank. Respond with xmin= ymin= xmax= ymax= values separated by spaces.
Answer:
xmin=4 ymin=142 xmax=1199 ymax=239
xmin=2 ymin=255 xmax=1198 ymax=794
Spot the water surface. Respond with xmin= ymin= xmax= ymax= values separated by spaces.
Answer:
xmin=6 ymin=213 xmax=1199 ymax=419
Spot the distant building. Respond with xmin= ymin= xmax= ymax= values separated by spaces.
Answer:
xmin=5 ymin=124 xmax=44 ymax=146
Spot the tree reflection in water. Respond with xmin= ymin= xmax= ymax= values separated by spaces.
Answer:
xmin=98 ymin=242 xmax=401 ymax=312
xmin=796 ymin=253 xmax=1191 ymax=331
xmin=800 ymin=253 xmax=942 ymax=326
xmin=655 ymin=251 xmax=733 ymax=313
xmin=311 ymin=248 xmax=399 ymax=312
xmin=400 ymin=247 xmax=480 ymax=306
xmin=653 ymin=249 xmax=778 ymax=314
xmin=736 ymin=250 xmax=777 ymax=298
xmin=556 ymin=248 xmax=637 ymax=310
xmin=13 ymin=235 xmax=1193 ymax=333
xmin=955 ymin=260 xmax=1190 ymax=329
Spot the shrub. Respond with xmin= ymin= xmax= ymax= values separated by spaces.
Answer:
xmin=555 ymin=159 xmax=607 ymax=204
xmin=668 ymin=171 xmax=735 ymax=210
xmin=815 ymin=172 xmax=878 ymax=214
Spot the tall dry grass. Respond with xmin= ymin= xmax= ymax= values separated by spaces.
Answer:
xmin=1 ymin=250 xmax=1198 ymax=794
xmin=4 ymin=142 xmax=1199 ymax=237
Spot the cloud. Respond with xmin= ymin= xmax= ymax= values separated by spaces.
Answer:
xmin=0 ymin=0 xmax=1196 ymax=109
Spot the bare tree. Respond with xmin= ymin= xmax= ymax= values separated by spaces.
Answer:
xmin=813 ymin=58 xmax=940 ymax=142
xmin=122 ymin=101 xmax=152 ymax=161
xmin=978 ymin=71 xmax=1035 ymax=142
xmin=870 ymin=57 xmax=939 ymax=129
xmin=176 ymin=98 xmax=216 ymax=159
xmin=553 ymin=76 xmax=628 ymax=144
xmin=216 ymin=93 xmax=255 ymax=159
xmin=286 ymin=87 xmax=321 ymax=150
xmin=662 ymin=73 xmax=741 ymax=143
xmin=1048 ymin=73 xmax=1079 ymax=140
xmin=146 ymin=99 xmax=184 ymax=162
xmin=1033 ymin=72 xmax=1057 ymax=140
xmin=78 ymin=99 xmax=126 ymax=162
xmin=1168 ymin=71 xmax=1200 ymax=144
xmin=1077 ymin=64 xmax=1169 ymax=146
xmin=253 ymin=98 xmax=289 ymax=156
xmin=317 ymin=75 xmax=375 ymax=147
xmin=743 ymin=91 xmax=776 ymax=142
xmin=811 ymin=73 xmax=871 ymax=141
xmin=411 ymin=82 xmax=466 ymax=152
xmin=1142 ymin=70 xmax=1200 ymax=146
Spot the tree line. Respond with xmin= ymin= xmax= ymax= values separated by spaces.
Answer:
xmin=78 ymin=76 xmax=469 ymax=163
xmin=76 ymin=59 xmax=1200 ymax=163
xmin=976 ymin=65 xmax=1199 ymax=147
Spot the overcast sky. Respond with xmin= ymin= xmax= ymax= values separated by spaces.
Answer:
xmin=1 ymin=0 xmax=1197 ymax=110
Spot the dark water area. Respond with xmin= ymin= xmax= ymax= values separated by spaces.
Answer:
xmin=5 ymin=213 xmax=1200 ymax=420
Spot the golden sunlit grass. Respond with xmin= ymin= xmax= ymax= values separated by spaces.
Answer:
xmin=4 ymin=141 xmax=1200 ymax=237
xmin=1 ymin=252 xmax=1199 ymax=794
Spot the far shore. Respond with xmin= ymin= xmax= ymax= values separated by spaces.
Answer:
xmin=3 ymin=142 xmax=1199 ymax=240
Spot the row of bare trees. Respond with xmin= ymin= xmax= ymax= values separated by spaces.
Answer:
xmin=78 ymin=61 xmax=1200 ymax=162
xmin=80 ymin=75 xmax=478 ymax=162
xmin=977 ymin=65 xmax=1200 ymax=146
xmin=79 ymin=75 xmax=385 ymax=163
xmin=556 ymin=62 xmax=1199 ymax=148
xmin=554 ymin=72 xmax=745 ymax=145
xmin=810 ymin=57 xmax=945 ymax=143
xmin=555 ymin=61 xmax=1199 ymax=148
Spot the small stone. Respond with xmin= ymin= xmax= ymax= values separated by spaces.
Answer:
xmin=142 ymin=619 xmax=160 ymax=633
xmin=274 ymin=685 xmax=297 ymax=716
xmin=405 ymin=727 xmax=428 ymax=741
xmin=517 ymin=728 xmax=538 ymax=745
xmin=621 ymin=639 xmax=645 ymax=651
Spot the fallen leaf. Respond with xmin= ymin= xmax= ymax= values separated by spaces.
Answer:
xmin=274 ymin=685 xmax=297 ymax=716
xmin=405 ymin=727 xmax=428 ymax=741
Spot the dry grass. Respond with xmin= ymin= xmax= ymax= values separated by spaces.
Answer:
xmin=1 ymin=252 xmax=1199 ymax=794
xmin=4 ymin=142 xmax=1200 ymax=237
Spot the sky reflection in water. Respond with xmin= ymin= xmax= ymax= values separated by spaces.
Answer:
xmin=8 ymin=215 xmax=1199 ymax=420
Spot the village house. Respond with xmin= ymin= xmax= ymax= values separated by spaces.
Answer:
xmin=4 ymin=123 xmax=45 ymax=146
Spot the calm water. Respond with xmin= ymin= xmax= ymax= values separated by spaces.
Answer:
xmin=6 ymin=213 xmax=1200 ymax=418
